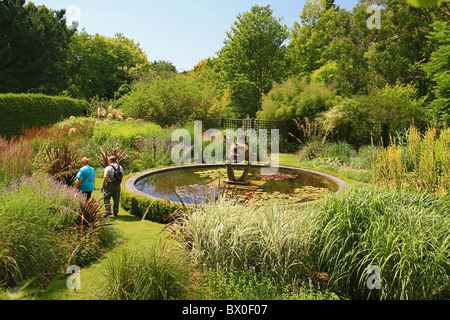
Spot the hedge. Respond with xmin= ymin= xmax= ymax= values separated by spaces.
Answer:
xmin=0 ymin=93 xmax=88 ymax=138
xmin=120 ymin=173 xmax=181 ymax=224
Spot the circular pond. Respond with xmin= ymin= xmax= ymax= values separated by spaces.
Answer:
xmin=125 ymin=164 xmax=347 ymax=206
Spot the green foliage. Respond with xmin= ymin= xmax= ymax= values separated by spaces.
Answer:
xmin=0 ymin=174 xmax=121 ymax=290
xmin=422 ymin=21 xmax=450 ymax=124
xmin=288 ymin=0 xmax=337 ymax=78
xmin=0 ymin=93 xmax=88 ymax=138
xmin=129 ymin=136 xmax=175 ymax=172
xmin=42 ymin=143 xmax=80 ymax=186
xmin=258 ymin=78 xmax=337 ymax=120
xmin=217 ymin=5 xmax=289 ymax=117
xmin=370 ymin=126 xmax=450 ymax=194
xmin=198 ymin=268 xmax=339 ymax=300
xmin=59 ymin=227 xmax=103 ymax=268
xmin=199 ymin=268 xmax=279 ymax=300
xmin=92 ymin=120 xmax=162 ymax=149
xmin=407 ymin=0 xmax=450 ymax=7
xmin=0 ymin=0 xmax=75 ymax=94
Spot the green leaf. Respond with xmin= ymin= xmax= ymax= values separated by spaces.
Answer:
xmin=406 ymin=0 xmax=450 ymax=7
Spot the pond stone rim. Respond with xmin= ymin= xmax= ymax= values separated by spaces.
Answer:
xmin=124 ymin=163 xmax=348 ymax=205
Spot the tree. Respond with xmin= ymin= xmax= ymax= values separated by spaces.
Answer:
xmin=0 ymin=0 xmax=75 ymax=94
xmin=422 ymin=21 xmax=450 ymax=123
xmin=66 ymin=32 xmax=151 ymax=100
xmin=364 ymin=0 xmax=449 ymax=96
xmin=288 ymin=0 xmax=338 ymax=79
xmin=217 ymin=5 xmax=289 ymax=118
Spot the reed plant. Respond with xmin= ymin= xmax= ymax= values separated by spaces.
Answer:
xmin=308 ymin=185 xmax=450 ymax=300
xmin=99 ymin=245 xmax=191 ymax=300
xmin=166 ymin=198 xmax=317 ymax=287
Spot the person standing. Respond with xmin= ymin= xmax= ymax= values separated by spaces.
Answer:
xmin=102 ymin=156 xmax=124 ymax=217
xmin=75 ymin=157 xmax=96 ymax=201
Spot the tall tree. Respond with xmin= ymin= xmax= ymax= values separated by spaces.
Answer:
xmin=288 ymin=0 xmax=338 ymax=79
xmin=66 ymin=32 xmax=151 ymax=100
xmin=217 ymin=5 xmax=289 ymax=118
xmin=364 ymin=0 xmax=449 ymax=96
xmin=422 ymin=20 xmax=450 ymax=123
xmin=0 ymin=0 xmax=75 ymax=94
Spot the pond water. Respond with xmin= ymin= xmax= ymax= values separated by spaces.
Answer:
xmin=134 ymin=166 xmax=340 ymax=206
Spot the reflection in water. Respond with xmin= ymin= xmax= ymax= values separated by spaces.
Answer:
xmin=135 ymin=166 xmax=338 ymax=205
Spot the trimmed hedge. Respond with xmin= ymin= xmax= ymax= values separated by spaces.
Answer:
xmin=120 ymin=173 xmax=181 ymax=224
xmin=0 ymin=93 xmax=88 ymax=138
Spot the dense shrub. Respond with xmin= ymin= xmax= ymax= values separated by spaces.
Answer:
xmin=257 ymin=78 xmax=337 ymax=121
xmin=0 ymin=94 xmax=88 ymax=138
xmin=116 ymin=77 xmax=208 ymax=126
xmin=318 ymin=84 xmax=427 ymax=146
xmin=198 ymin=268 xmax=339 ymax=300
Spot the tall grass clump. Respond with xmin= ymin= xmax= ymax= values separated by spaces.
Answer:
xmin=100 ymin=245 xmax=191 ymax=300
xmin=166 ymin=198 xmax=317 ymax=287
xmin=0 ymin=174 xmax=83 ymax=288
xmin=308 ymin=184 xmax=450 ymax=300
xmin=0 ymin=174 xmax=120 ymax=289
xmin=0 ymin=137 xmax=34 ymax=188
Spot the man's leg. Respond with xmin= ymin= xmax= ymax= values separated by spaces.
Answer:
xmin=104 ymin=186 xmax=113 ymax=216
xmin=112 ymin=185 xmax=121 ymax=216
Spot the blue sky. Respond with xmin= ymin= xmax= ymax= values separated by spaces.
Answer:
xmin=28 ymin=0 xmax=360 ymax=71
